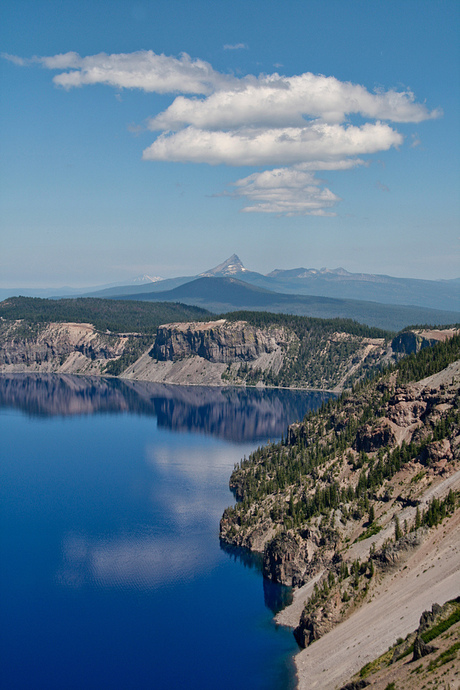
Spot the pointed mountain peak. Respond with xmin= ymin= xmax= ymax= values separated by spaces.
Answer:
xmin=131 ymin=274 xmax=163 ymax=284
xmin=200 ymin=254 xmax=247 ymax=277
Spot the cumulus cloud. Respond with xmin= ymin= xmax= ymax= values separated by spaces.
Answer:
xmin=231 ymin=168 xmax=341 ymax=215
xmin=5 ymin=49 xmax=441 ymax=215
xmin=143 ymin=122 xmax=402 ymax=166
xmin=149 ymin=72 xmax=440 ymax=131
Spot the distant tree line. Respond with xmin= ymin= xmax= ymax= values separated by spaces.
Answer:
xmin=223 ymin=310 xmax=392 ymax=340
xmin=0 ymin=296 xmax=213 ymax=334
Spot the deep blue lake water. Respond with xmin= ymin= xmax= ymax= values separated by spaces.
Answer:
xmin=0 ymin=375 xmax=331 ymax=690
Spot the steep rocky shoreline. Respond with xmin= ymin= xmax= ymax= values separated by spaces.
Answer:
xmin=0 ymin=321 xmax=129 ymax=376
xmin=0 ymin=318 xmax=293 ymax=385
xmin=2 ymin=315 xmax=455 ymax=390
xmin=219 ymin=335 xmax=460 ymax=687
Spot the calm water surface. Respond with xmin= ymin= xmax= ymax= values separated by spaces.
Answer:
xmin=0 ymin=375 xmax=332 ymax=690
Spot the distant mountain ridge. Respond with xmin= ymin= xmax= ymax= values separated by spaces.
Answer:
xmin=269 ymin=266 xmax=400 ymax=281
xmin=2 ymin=254 xmax=458 ymax=314
xmin=85 ymin=254 xmax=458 ymax=314
xmin=117 ymin=275 xmax=460 ymax=332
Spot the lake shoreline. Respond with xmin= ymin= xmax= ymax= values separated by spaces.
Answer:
xmin=0 ymin=364 xmax=339 ymax=394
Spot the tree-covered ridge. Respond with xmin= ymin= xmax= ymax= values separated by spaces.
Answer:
xmin=223 ymin=310 xmax=391 ymax=339
xmin=1 ymin=296 xmax=456 ymax=391
xmin=220 ymin=334 xmax=460 ymax=647
xmin=396 ymin=332 xmax=460 ymax=383
xmin=0 ymin=296 xmax=213 ymax=334
xmin=0 ymin=297 xmax=396 ymax=388
xmin=221 ymin=311 xmax=394 ymax=389
xmin=223 ymin=330 xmax=386 ymax=390
xmin=223 ymin=333 xmax=460 ymax=534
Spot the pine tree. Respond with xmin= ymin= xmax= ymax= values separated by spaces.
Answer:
xmin=394 ymin=515 xmax=402 ymax=542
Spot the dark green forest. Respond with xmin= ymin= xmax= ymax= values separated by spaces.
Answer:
xmin=0 ymin=296 xmax=212 ymax=334
xmin=223 ymin=310 xmax=390 ymax=339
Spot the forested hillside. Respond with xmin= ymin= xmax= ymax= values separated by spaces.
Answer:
xmin=1 ymin=296 xmax=457 ymax=391
xmin=0 ymin=296 xmax=212 ymax=333
xmin=220 ymin=333 xmax=460 ymax=680
xmin=222 ymin=311 xmax=391 ymax=389
xmin=0 ymin=298 xmax=395 ymax=388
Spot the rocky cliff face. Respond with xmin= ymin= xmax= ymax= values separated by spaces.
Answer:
xmin=263 ymin=532 xmax=311 ymax=587
xmin=0 ymin=318 xmax=292 ymax=385
xmin=152 ymin=319 xmax=290 ymax=364
xmin=0 ymin=314 xmax=408 ymax=389
xmin=391 ymin=328 xmax=457 ymax=355
xmin=0 ymin=321 xmax=128 ymax=375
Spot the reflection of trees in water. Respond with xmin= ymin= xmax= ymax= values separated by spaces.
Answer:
xmin=219 ymin=540 xmax=264 ymax=573
xmin=0 ymin=374 xmax=334 ymax=442
xmin=219 ymin=541 xmax=293 ymax=614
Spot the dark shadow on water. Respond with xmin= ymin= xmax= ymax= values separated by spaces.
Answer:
xmin=219 ymin=541 xmax=293 ymax=614
xmin=219 ymin=540 xmax=264 ymax=573
xmin=263 ymin=576 xmax=294 ymax=615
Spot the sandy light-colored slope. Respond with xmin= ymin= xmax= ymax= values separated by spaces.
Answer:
xmin=359 ymin=619 xmax=460 ymax=690
xmin=292 ymin=504 xmax=460 ymax=689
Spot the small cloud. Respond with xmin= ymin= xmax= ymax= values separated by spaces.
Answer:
xmin=411 ymin=133 xmax=421 ymax=148
xmin=228 ymin=167 xmax=341 ymax=216
xmin=1 ymin=52 xmax=28 ymax=66
xmin=127 ymin=122 xmax=144 ymax=135
xmin=376 ymin=180 xmax=389 ymax=192
xmin=115 ymin=93 xmax=122 ymax=102
xmin=223 ymin=43 xmax=248 ymax=51
xmin=17 ymin=50 xmax=235 ymax=94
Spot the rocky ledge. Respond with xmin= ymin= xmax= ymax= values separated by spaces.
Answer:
xmin=152 ymin=319 xmax=291 ymax=364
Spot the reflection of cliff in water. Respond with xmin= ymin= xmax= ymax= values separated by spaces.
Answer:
xmin=219 ymin=542 xmax=293 ymax=614
xmin=0 ymin=374 xmax=334 ymax=442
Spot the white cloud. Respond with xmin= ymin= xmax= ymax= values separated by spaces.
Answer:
xmin=297 ymin=159 xmax=367 ymax=171
xmin=5 ymin=49 xmax=441 ymax=216
xmin=223 ymin=43 xmax=248 ymax=50
xmin=2 ymin=52 xmax=28 ymax=66
xmin=39 ymin=51 xmax=82 ymax=69
xmin=231 ymin=167 xmax=341 ymax=216
xmin=34 ymin=50 xmax=234 ymax=94
xmin=143 ymin=122 xmax=402 ymax=166
xmin=149 ymin=72 xmax=440 ymax=131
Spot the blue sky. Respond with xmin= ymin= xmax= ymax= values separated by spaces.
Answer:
xmin=1 ymin=0 xmax=459 ymax=287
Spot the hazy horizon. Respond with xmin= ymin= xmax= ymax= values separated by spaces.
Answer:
xmin=1 ymin=253 xmax=460 ymax=291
